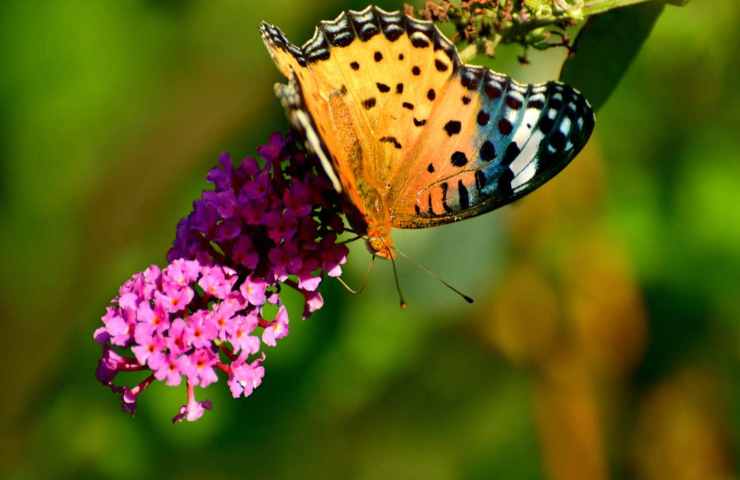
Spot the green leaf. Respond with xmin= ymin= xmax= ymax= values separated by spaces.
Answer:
xmin=560 ymin=2 xmax=665 ymax=112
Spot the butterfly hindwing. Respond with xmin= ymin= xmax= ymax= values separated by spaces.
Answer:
xmin=388 ymin=66 xmax=595 ymax=228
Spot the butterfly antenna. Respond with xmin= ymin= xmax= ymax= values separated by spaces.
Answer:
xmin=378 ymin=238 xmax=407 ymax=309
xmin=335 ymin=255 xmax=375 ymax=295
xmin=390 ymin=253 xmax=408 ymax=309
xmin=396 ymin=248 xmax=475 ymax=304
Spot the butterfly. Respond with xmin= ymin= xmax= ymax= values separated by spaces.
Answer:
xmin=261 ymin=5 xmax=595 ymax=260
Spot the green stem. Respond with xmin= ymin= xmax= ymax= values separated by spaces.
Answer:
xmin=582 ymin=0 xmax=657 ymax=16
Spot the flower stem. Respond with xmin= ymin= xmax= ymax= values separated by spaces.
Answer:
xmin=582 ymin=0 xmax=658 ymax=16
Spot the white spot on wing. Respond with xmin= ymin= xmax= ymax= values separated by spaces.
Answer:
xmin=560 ymin=117 xmax=572 ymax=136
xmin=511 ymin=106 xmax=541 ymax=146
xmin=512 ymin=161 xmax=537 ymax=190
xmin=511 ymin=130 xmax=545 ymax=175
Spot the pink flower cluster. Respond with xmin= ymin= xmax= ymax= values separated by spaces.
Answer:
xmin=94 ymin=133 xmax=349 ymax=422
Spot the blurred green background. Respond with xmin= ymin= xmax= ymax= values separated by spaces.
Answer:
xmin=1 ymin=1 xmax=739 ymax=479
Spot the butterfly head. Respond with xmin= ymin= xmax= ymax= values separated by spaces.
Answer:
xmin=366 ymin=234 xmax=396 ymax=260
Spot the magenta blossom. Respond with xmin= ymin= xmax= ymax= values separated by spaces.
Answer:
xmin=94 ymin=132 xmax=351 ymax=422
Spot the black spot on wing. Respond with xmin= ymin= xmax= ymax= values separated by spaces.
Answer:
xmin=502 ymin=143 xmax=521 ymax=166
xmin=475 ymin=170 xmax=487 ymax=192
xmin=441 ymin=182 xmax=452 ymax=213
xmin=477 ymin=111 xmax=490 ymax=126
xmin=528 ymin=99 xmax=545 ymax=109
xmin=377 ymin=82 xmax=391 ymax=93
xmin=480 ymin=141 xmax=496 ymax=161
xmin=451 ymin=151 xmax=468 ymax=167
xmin=458 ymin=180 xmax=470 ymax=210
xmin=551 ymin=131 xmax=567 ymax=151
xmin=380 ymin=136 xmax=402 ymax=149
xmin=498 ymin=118 xmax=513 ymax=135
xmin=506 ymin=95 xmax=522 ymax=110
xmin=444 ymin=120 xmax=462 ymax=136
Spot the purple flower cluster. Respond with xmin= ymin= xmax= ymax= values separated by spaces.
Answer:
xmin=94 ymin=133 xmax=349 ymax=422
xmin=169 ymin=133 xmax=347 ymax=291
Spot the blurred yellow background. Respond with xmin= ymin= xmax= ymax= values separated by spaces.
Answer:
xmin=1 ymin=1 xmax=738 ymax=479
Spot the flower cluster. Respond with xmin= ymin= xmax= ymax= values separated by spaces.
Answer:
xmin=94 ymin=133 xmax=349 ymax=422
xmin=169 ymin=132 xmax=348 ymax=310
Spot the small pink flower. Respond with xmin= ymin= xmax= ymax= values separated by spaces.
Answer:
xmin=185 ymin=311 xmax=218 ymax=349
xmin=210 ymin=304 xmax=235 ymax=341
xmin=156 ymin=287 xmax=194 ymax=314
xmin=137 ymin=302 xmax=168 ymax=332
xmin=167 ymin=318 xmax=189 ymax=355
xmin=228 ymin=357 xmax=265 ymax=398
xmin=303 ymin=291 xmax=324 ymax=319
xmin=181 ymin=349 xmax=219 ymax=388
xmin=198 ymin=266 xmax=235 ymax=299
xmin=240 ymin=276 xmax=267 ymax=306
xmin=297 ymin=271 xmax=322 ymax=292
xmin=150 ymin=353 xmax=182 ymax=386
xmin=102 ymin=307 xmax=130 ymax=345
xmin=131 ymin=324 xmax=165 ymax=366
xmin=165 ymin=258 xmax=200 ymax=287
xmin=173 ymin=383 xmax=213 ymax=423
xmin=262 ymin=305 xmax=289 ymax=347
xmin=228 ymin=314 xmax=260 ymax=355
xmin=118 ymin=292 xmax=138 ymax=311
